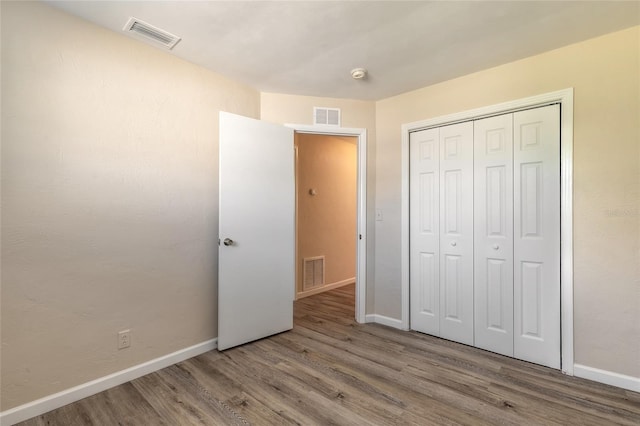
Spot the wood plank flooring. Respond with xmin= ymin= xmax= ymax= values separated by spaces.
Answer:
xmin=18 ymin=284 xmax=640 ymax=425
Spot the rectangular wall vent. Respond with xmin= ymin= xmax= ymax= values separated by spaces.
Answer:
xmin=123 ymin=17 xmax=181 ymax=50
xmin=303 ymin=256 xmax=325 ymax=290
xmin=313 ymin=107 xmax=341 ymax=126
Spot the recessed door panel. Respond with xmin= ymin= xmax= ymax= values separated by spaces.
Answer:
xmin=514 ymin=104 xmax=560 ymax=369
xmin=444 ymin=170 xmax=461 ymax=235
xmin=521 ymin=162 xmax=543 ymax=239
xmin=420 ymin=139 xmax=435 ymax=161
xmin=444 ymin=136 xmax=461 ymax=159
xmin=520 ymin=261 xmax=543 ymax=338
xmin=419 ymin=172 xmax=436 ymax=234
xmin=444 ymin=254 xmax=462 ymax=321
xmin=474 ymin=114 xmax=514 ymax=357
xmin=419 ymin=252 xmax=437 ymax=315
xmin=487 ymin=258 xmax=507 ymax=331
xmin=439 ymin=122 xmax=474 ymax=346
xmin=487 ymin=166 xmax=507 ymax=236
xmin=410 ymin=128 xmax=440 ymax=335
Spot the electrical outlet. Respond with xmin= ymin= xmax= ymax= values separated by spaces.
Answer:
xmin=118 ymin=329 xmax=131 ymax=350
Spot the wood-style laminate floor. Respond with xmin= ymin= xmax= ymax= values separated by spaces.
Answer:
xmin=18 ymin=284 xmax=640 ymax=425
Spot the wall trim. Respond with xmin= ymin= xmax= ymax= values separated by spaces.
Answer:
xmin=365 ymin=314 xmax=406 ymax=330
xmin=296 ymin=278 xmax=355 ymax=300
xmin=286 ymin=124 xmax=367 ymax=324
xmin=400 ymin=88 xmax=575 ymax=375
xmin=574 ymin=364 xmax=640 ymax=393
xmin=0 ymin=339 xmax=218 ymax=426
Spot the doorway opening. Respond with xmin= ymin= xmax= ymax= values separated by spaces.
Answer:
xmin=217 ymin=113 xmax=367 ymax=351
xmin=289 ymin=125 xmax=367 ymax=324
xmin=295 ymin=133 xmax=358 ymax=303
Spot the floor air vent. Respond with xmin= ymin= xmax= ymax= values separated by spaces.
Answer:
xmin=123 ymin=17 xmax=181 ymax=50
xmin=314 ymin=107 xmax=341 ymax=126
xmin=303 ymin=256 xmax=325 ymax=290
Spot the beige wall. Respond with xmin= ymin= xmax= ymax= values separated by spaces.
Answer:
xmin=0 ymin=1 xmax=260 ymax=410
xmin=261 ymin=93 xmax=377 ymax=312
xmin=375 ymin=26 xmax=640 ymax=378
xmin=296 ymin=134 xmax=357 ymax=295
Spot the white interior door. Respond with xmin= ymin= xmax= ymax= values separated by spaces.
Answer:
xmin=439 ymin=122 xmax=474 ymax=345
xmin=410 ymin=128 xmax=441 ymax=335
xmin=474 ymin=114 xmax=514 ymax=357
xmin=513 ymin=104 xmax=561 ymax=368
xmin=218 ymin=112 xmax=295 ymax=351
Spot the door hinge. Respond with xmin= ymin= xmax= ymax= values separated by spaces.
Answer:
xmin=359 ymin=234 xmax=362 ymax=240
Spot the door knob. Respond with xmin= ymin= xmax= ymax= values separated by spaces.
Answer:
xmin=223 ymin=238 xmax=234 ymax=246
xmin=450 ymin=241 xmax=457 ymax=247
xmin=493 ymin=244 xmax=500 ymax=250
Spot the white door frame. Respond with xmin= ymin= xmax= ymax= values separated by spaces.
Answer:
xmin=400 ymin=88 xmax=574 ymax=375
xmin=286 ymin=124 xmax=367 ymax=324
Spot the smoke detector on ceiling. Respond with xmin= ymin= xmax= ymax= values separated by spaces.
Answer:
xmin=351 ymin=68 xmax=367 ymax=80
xmin=123 ymin=17 xmax=181 ymax=50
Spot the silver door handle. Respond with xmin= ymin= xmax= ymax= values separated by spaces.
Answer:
xmin=493 ymin=244 xmax=500 ymax=250
xmin=450 ymin=241 xmax=457 ymax=247
xmin=223 ymin=238 xmax=234 ymax=246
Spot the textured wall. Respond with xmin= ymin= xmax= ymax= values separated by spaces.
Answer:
xmin=375 ymin=26 xmax=639 ymax=378
xmin=1 ymin=1 xmax=259 ymax=410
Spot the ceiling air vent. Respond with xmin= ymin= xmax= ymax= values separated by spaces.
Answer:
xmin=314 ymin=107 xmax=341 ymax=127
xmin=123 ymin=17 xmax=181 ymax=50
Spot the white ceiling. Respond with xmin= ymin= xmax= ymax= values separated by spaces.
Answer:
xmin=47 ymin=1 xmax=640 ymax=101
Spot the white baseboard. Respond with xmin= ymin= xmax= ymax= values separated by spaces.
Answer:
xmin=296 ymin=278 xmax=355 ymax=300
xmin=574 ymin=364 xmax=640 ymax=393
xmin=365 ymin=314 xmax=406 ymax=330
xmin=0 ymin=339 xmax=217 ymax=426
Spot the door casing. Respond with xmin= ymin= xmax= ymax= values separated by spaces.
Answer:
xmin=400 ymin=88 xmax=574 ymax=375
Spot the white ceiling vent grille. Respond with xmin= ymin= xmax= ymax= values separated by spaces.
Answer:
xmin=314 ymin=107 xmax=341 ymax=126
xmin=303 ymin=256 xmax=325 ymax=291
xmin=123 ymin=17 xmax=181 ymax=50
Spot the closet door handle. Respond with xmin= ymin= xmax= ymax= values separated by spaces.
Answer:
xmin=493 ymin=244 xmax=499 ymax=250
xmin=450 ymin=241 xmax=457 ymax=247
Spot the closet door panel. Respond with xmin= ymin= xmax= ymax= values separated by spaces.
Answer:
xmin=513 ymin=104 xmax=560 ymax=369
xmin=474 ymin=114 xmax=514 ymax=357
xmin=439 ymin=122 xmax=474 ymax=345
xmin=410 ymin=128 xmax=440 ymax=335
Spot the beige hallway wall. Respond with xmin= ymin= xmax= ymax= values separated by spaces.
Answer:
xmin=0 ymin=1 xmax=260 ymax=410
xmin=374 ymin=26 xmax=640 ymax=378
xmin=296 ymin=134 xmax=357 ymax=296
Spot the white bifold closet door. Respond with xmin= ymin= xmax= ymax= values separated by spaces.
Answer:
xmin=409 ymin=127 xmax=440 ymax=335
xmin=474 ymin=105 xmax=560 ymax=367
xmin=439 ymin=122 xmax=474 ymax=345
xmin=473 ymin=113 xmax=515 ymax=357
xmin=410 ymin=104 xmax=560 ymax=369
xmin=512 ymin=105 xmax=560 ymax=369
xmin=409 ymin=122 xmax=474 ymax=345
